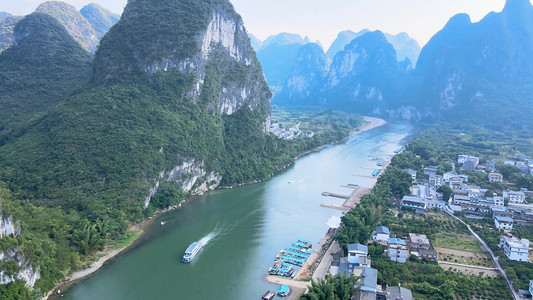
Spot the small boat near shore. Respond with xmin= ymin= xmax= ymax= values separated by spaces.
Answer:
xmin=372 ymin=169 xmax=381 ymax=176
xmin=182 ymin=241 xmax=203 ymax=263
xmin=262 ymin=291 xmax=275 ymax=300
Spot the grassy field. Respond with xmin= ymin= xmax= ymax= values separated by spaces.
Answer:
xmin=433 ymin=232 xmax=484 ymax=253
xmin=271 ymin=106 xmax=363 ymax=133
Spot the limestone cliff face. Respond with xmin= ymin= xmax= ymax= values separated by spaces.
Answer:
xmin=144 ymin=158 xmax=221 ymax=208
xmin=94 ymin=0 xmax=271 ymax=116
xmin=90 ymin=0 xmax=271 ymax=207
xmin=320 ymin=31 xmax=400 ymax=112
xmin=0 ymin=208 xmax=39 ymax=288
xmin=0 ymin=16 xmax=22 ymax=53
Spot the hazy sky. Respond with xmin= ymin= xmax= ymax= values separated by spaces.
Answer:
xmin=0 ymin=0 xmax=517 ymax=47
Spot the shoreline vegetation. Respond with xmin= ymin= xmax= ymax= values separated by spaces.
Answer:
xmin=45 ymin=116 xmax=387 ymax=299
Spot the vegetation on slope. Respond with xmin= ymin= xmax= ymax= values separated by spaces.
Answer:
xmin=0 ymin=0 xmax=364 ymax=297
xmin=0 ymin=16 xmax=22 ymax=52
xmin=80 ymin=3 xmax=120 ymax=40
xmin=35 ymin=1 xmax=99 ymax=53
xmin=0 ymin=13 xmax=92 ymax=139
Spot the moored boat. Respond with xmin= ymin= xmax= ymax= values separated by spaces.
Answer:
xmin=262 ymin=291 xmax=275 ymax=300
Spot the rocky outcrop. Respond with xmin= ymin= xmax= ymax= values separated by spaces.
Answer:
xmin=0 ymin=16 xmax=22 ymax=52
xmin=144 ymin=158 xmax=222 ymax=207
xmin=0 ymin=211 xmax=39 ymax=288
xmin=0 ymin=247 xmax=40 ymax=288
xmin=94 ymin=2 xmax=270 ymax=116
xmin=166 ymin=158 xmax=222 ymax=195
xmin=0 ymin=215 xmax=20 ymax=238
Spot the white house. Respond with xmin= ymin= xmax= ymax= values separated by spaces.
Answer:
xmin=494 ymin=216 xmax=514 ymax=231
xmin=488 ymin=173 xmax=503 ymax=183
xmin=372 ymin=226 xmax=390 ymax=243
xmin=443 ymin=172 xmax=458 ymax=182
xmin=347 ymin=243 xmax=368 ymax=265
xmin=388 ymin=238 xmax=409 ymax=263
xmin=504 ymin=190 xmax=526 ymax=204
xmin=500 ymin=235 xmax=530 ymax=262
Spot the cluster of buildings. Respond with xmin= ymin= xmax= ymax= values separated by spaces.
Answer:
xmin=331 ymin=226 xmax=440 ymax=299
xmin=268 ymin=122 xmax=314 ymax=140
xmin=335 ymin=241 xmax=414 ymax=300
xmin=399 ymin=153 xmax=533 ymax=232
xmin=505 ymin=153 xmax=533 ymax=175
xmin=372 ymin=226 xmax=438 ymax=263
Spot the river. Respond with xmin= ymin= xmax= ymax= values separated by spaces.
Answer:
xmin=60 ymin=120 xmax=417 ymax=300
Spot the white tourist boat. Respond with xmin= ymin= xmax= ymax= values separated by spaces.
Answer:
xmin=182 ymin=241 xmax=203 ymax=263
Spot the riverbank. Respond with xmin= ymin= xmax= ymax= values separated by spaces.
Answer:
xmin=219 ymin=116 xmax=386 ymax=190
xmin=45 ymin=200 xmax=191 ymax=299
xmin=46 ymin=116 xmax=387 ymax=299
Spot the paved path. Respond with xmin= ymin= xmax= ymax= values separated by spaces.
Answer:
xmin=445 ymin=210 xmax=520 ymax=300
xmin=313 ymin=241 xmax=340 ymax=281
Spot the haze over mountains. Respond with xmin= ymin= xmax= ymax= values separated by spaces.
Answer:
xmin=253 ymin=30 xmax=420 ymax=97
xmin=267 ymin=0 xmax=533 ymax=130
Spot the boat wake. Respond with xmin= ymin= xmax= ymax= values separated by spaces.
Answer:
xmin=199 ymin=223 xmax=228 ymax=247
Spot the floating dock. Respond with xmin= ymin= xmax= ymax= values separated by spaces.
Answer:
xmin=394 ymin=146 xmax=404 ymax=153
xmin=268 ymin=240 xmax=313 ymax=278
xmin=321 ymin=192 xmax=350 ymax=199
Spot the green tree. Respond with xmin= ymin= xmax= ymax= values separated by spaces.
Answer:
xmin=437 ymin=185 xmax=453 ymax=202
xmin=300 ymin=274 xmax=360 ymax=300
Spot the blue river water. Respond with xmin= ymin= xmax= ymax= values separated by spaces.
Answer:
xmin=61 ymin=120 xmax=418 ymax=300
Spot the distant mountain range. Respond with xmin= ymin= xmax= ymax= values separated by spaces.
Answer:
xmin=0 ymin=1 xmax=120 ymax=53
xmin=270 ymin=0 xmax=533 ymax=129
xmin=254 ymin=30 xmax=420 ymax=98
xmin=326 ymin=29 xmax=421 ymax=64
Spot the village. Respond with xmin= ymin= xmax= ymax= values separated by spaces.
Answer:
xmin=265 ymin=149 xmax=533 ymax=300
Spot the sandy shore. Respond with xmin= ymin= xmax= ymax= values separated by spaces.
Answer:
xmin=45 ymin=216 xmax=158 ymax=299
xmin=359 ymin=116 xmax=387 ymax=133
xmin=45 ymin=116 xmax=387 ymax=299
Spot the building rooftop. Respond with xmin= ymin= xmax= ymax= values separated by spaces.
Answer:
xmin=348 ymin=243 xmax=368 ymax=253
xmin=387 ymin=285 xmax=413 ymax=300
xmin=353 ymin=267 xmax=378 ymax=293
xmin=409 ymin=233 xmax=430 ymax=245
xmin=495 ymin=216 xmax=514 ymax=223
xmin=402 ymin=196 xmax=426 ymax=204
xmin=388 ymin=238 xmax=406 ymax=246
xmin=376 ymin=226 xmax=390 ymax=235
xmin=501 ymin=235 xmax=530 ymax=249
xmin=418 ymin=248 xmax=438 ymax=256
xmin=492 ymin=207 xmax=508 ymax=213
